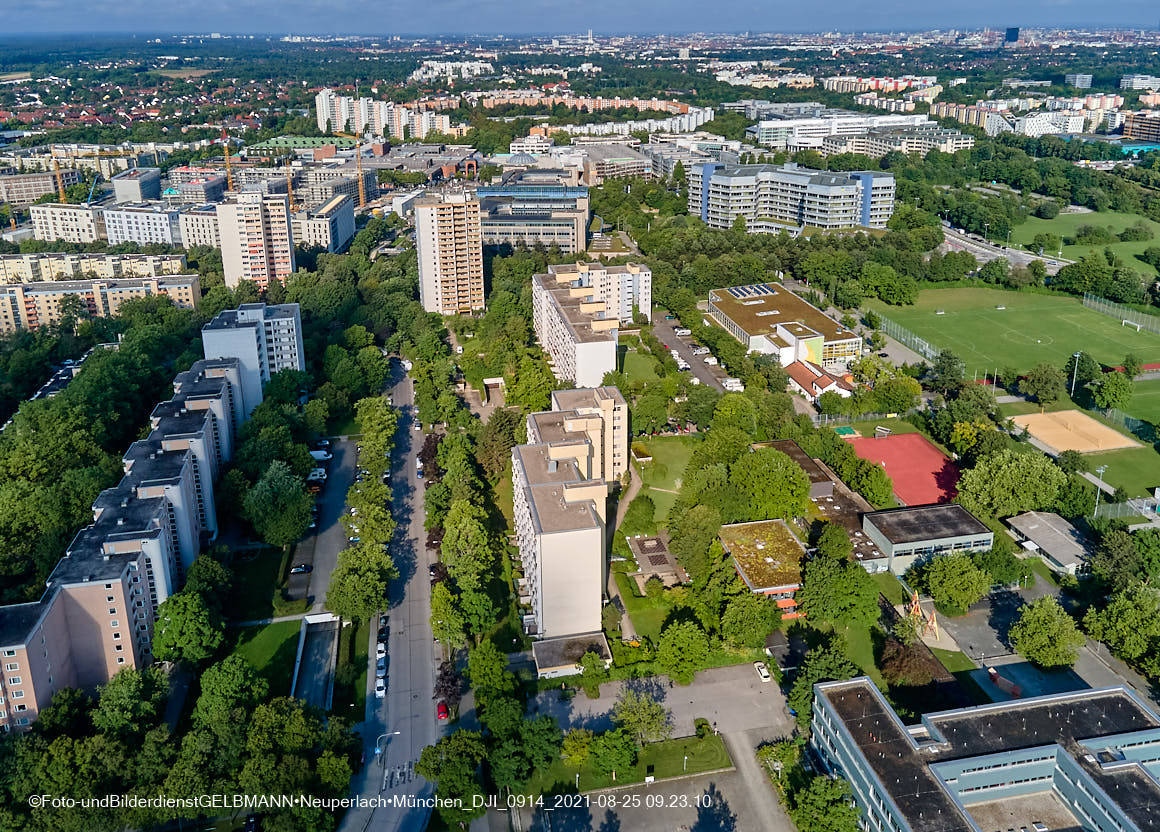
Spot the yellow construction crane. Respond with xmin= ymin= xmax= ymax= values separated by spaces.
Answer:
xmin=334 ymin=133 xmax=368 ymax=208
xmin=221 ymin=129 xmax=234 ymax=192
xmin=52 ymin=158 xmax=67 ymax=203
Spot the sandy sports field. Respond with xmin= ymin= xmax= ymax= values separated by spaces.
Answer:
xmin=1012 ymin=410 xmax=1139 ymax=454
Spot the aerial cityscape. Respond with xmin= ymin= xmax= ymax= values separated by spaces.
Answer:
xmin=4 ymin=15 xmax=1160 ymax=832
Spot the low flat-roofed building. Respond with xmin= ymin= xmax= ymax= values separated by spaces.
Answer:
xmin=812 ymin=676 xmax=1160 ymax=832
xmin=718 ymin=519 xmax=805 ymax=617
xmin=0 ymin=168 xmax=81 ymax=205
xmin=30 ymin=202 xmax=105 ymax=243
xmin=531 ymin=270 xmax=619 ymax=387
xmin=530 ymin=633 xmax=612 ymax=680
xmin=863 ymin=504 xmax=993 ymax=575
xmin=708 ymin=283 xmax=862 ymax=369
xmin=291 ymin=194 xmax=355 ymax=252
xmin=625 ymin=531 xmax=689 ymax=591
xmin=758 ymin=439 xmax=834 ymax=498
xmin=1006 ymin=511 xmax=1089 ymax=576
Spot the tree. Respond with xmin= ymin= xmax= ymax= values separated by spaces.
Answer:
xmin=182 ymin=555 xmax=233 ymax=608
xmin=613 ymin=689 xmax=673 ymax=746
xmin=193 ymin=655 xmax=269 ymax=727
xmin=721 ymin=594 xmax=780 ymax=648
xmin=467 ymin=640 xmax=514 ymax=699
xmin=729 ymin=448 xmax=810 ymax=521
xmin=520 ymin=715 xmax=563 ymax=769
xmin=505 ymin=356 xmax=553 ymax=412
xmin=971 ymin=548 xmax=1032 ymax=587
xmin=243 ymin=460 xmax=313 ymax=548
xmin=955 ymin=450 xmax=1067 ymax=518
xmin=921 ymin=553 xmax=992 ymax=613
xmin=430 ymin=582 xmax=467 ymax=649
xmin=1056 ymin=449 xmax=1087 ymax=475
xmin=325 ymin=543 xmax=396 ymax=622
xmin=152 ymin=591 xmax=225 ymax=665
xmin=798 ymin=555 xmax=880 ymax=628
xmin=415 ymin=731 xmax=488 ymax=828
xmin=1019 ymin=362 xmax=1066 ymax=406
xmin=1124 ymin=353 xmax=1143 ymax=380
xmin=1010 ymin=597 xmax=1085 ymax=668
xmin=578 ymin=649 xmax=608 ymax=697
xmin=1089 ymin=529 xmax=1142 ymax=592
xmin=790 ymin=774 xmax=863 ymax=832
xmin=1091 ymin=371 xmax=1133 ymax=411
xmin=562 ymin=728 xmax=594 ymax=767
xmin=92 ymin=667 xmax=166 ymax=739
xmin=479 ymin=694 xmax=523 ymax=739
xmin=787 ymin=643 xmax=858 ymax=728
xmin=712 ymin=393 xmax=758 ymax=435
xmin=874 ymin=375 xmax=922 ymax=413
xmin=589 ymin=728 xmax=637 ymax=779
xmin=816 ymin=522 xmax=853 ymax=561
xmin=929 ymin=350 xmax=966 ymax=395
xmin=656 ymin=621 xmax=710 ymax=684
xmin=1084 ymin=583 xmax=1160 ymax=664
xmin=441 ymin=500 xmax=494 ymax=593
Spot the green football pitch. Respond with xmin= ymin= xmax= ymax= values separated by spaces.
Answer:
xmin=867 ymin=288 xmax=1160 ymax=373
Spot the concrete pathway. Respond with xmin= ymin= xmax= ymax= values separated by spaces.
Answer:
xmin=228 ymin=612 xmax=310 ymax=628
xmin=608 ymin=467 xmax=642 ymax=641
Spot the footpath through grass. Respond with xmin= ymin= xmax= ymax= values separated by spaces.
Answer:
xmin=1010 ymin=210 xmax=1160 ymax=277
xmin=634 ymin=434 xmax=701 ymax=523
xmin=524 ymin=734 xmax=732 ymax=796
xmin=867 ymin=287 xmax=1160 ymax=373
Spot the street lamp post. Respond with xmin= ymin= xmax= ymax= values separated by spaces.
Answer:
xmin=684 ymin=754 xmax=689 ymax=772
xmin=1093 ymin=465 xmax=1109 ymax=517
xmin=1070 ymin=351 xmax=1083 ymax=397
xmin=984 ymin=221 xmax=990 ymax=242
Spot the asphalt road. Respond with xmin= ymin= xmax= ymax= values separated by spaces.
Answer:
xmin=941 ymin=224 xmax=1066 ymax=276
xmin=307 ymin=438 xmax=358 ymax=608
xmin=650 ymin=314 xmax=727 ymax=391
xmin=338 ymin=359 xmax=441 ymax=832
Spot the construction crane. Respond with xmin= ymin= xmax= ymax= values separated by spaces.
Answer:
xmin=221 ymin=128 xmax=234 ymax=192
xmin=334 ymin=132 xmax=368 ymax=209
xmin=52 ymin=158 xmax=67 ymax=203
xmin=84 ymin=174 xmax=102 ymax=206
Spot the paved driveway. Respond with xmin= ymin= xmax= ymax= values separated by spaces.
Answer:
xmin=305 ymin=438 xmax=357 ymax=609
xmin=651 ymin=315 xmax=727 ymax=391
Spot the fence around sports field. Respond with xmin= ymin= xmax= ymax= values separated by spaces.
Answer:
xmin=876 ymin=314 xmax=939 ymax=360
xmin=1082 ymin=293 xmax=1160 ymax=336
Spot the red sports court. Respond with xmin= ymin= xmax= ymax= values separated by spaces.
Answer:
xmin=847 ymin=432 xmax=959 ymax=506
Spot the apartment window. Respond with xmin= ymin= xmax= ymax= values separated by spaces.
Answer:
xmin=113 ymin=633 xmax=121 ymax=641
xmin=117 ymin=658 xmax=125 ymax=665
xmin=10 ymin=691 xmax=22 ymax=699
xmin=14 ymin=704 xmax=25 ymax=712
xmin=105 ymin=583 xmax=112 ymax=589
xmin=110 ymin=620 xmax=119 ymax=628
xmin=7 ymin=677 xmax=20 ymax=685
xmin=3 ymin=663 xmax=16 ymax=672
xmin=4 ymin=650 xmax=15 ymax=658
xmin=107 ymin=595 xmax=115 ymax=602
xmin=108 ymin=608 xmax=117 ymax=616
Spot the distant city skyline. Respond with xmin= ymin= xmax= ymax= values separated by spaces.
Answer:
xmin=2 ymin=0 xmax=1160 ymax=37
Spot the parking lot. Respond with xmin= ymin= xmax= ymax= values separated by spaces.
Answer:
xmin=651 ymin=313 xmax=730 ymax=391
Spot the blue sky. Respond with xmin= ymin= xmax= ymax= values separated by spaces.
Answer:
xmin=3 ymin=0 xmax=1159 ymax=35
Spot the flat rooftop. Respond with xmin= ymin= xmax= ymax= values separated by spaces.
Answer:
xmin=532 ymin=273 xmax=618 ymax=344
xmin=760 ymin=439 xmax=830 ymax=485
xmin=531 ymin=632 xmax=611 ymax=672
xmin=551 ymin=386 xmax=625 ymax=411
xmin=709 ymin=283 xmax=858 ymax=344
xmin=111 ymin=167 xmax=159 ymax=180
xmin=524 ymin=482 xmax=601 ymax=534
xmin=1007 ymin=511 xmax=1087 ymax=568
xmin=718 ymin=520 xmax=804 ymax=592
xmin=865 ymin=504 xmax=989 ymax=544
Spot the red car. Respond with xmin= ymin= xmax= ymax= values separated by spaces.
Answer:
xmin=436 ymin=701 xmax=449 ymax=721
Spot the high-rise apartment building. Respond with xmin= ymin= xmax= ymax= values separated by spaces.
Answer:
xmin=216 ymin=193 xmax=296 ymax=289
xmin=0 ymin=169 xmax=81 ymax=206
xmin=0 ymin=276 xmax=199 ymax=335
xmin=201 ymin=303 xmax=305 ymax=418
xmin=290 ymin=194 xmax=355 ymax=252
xmin=544 ymin=262 xmax=651 ymax=322
xmin=1064 ymin=73 xmax=1093 ymax=89
xmin=30 ymin=203 xmax=105 ymax=243
xmin=177 ymin=204 xmax=221 ymax=249
xmin=688 ymin=163 xmax=895 ymax=232
xmin=102 ymin=203 xmax=184 ymax=246
xmin=531 ymin=269 xmax=624 ymax=388
xmin=414 ymin=193 xmax=485 ymax=315
xmin=511 ymin=388 xmax=621 ymax=677
xmin=0 ymin=356 xmax=245 ymax=731
xmin=0 ymin=253 xmax=187 ymax=283
xmin=1124 ymin=111 xmax=1160 ymax=143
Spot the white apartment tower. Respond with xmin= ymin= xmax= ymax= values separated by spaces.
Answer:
xmin=216 ymin=193 xmax=296 ymax=289
xmin=201 ymin=303 xmax=305 ymax=417
xmin=414 ymin=193 xmax=486 ymax=315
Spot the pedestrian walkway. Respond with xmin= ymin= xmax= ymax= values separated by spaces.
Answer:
xmin=608 ymin=468 xmax=642 ymax=641
xmin=228 ymin=612 xmax=310 ymax=628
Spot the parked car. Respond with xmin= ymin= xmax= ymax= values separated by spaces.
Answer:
xmin=674 ymin=327 xmax=692 ymax=336
xmin=436 ymin=701 xmax=449 ymax=720
xmin=375 ymin=679 xmax=386 ymax=698
xmin=416 ymin=469 xmax=423 ymax=480
xmin=376 ymin=641 xmax=387 ymax=658
xmin=316 ymin=439 xmax=330 ymax=448
xmin=376 ymin=657 xmax=387 ymax=679
xmin=415 ymin=422 xmax=423 ymax=431
xmin=754 ymin=661 xmax=772 ymax=683
xmin=349 ymin=536 xmax=361 ymax=543
xmin=378 ymin=620 xmax=389 ymax=640
xmin=703 ymin=356 xmax=718 ymax=366
xmin=289 ymin=564 xmax=312 ymax=575
xmin=664 ymin=314 xmax=676 ymax=320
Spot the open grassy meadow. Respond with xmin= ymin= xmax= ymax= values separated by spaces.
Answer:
xmin=1010 ymin=211 xmax=1160 ymax=276
xmin=868 ymin=287 xmax=1160 ymax=372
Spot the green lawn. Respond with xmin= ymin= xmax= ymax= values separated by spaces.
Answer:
xmin=615 ymin=572 xmax=669 ymax=642
xmin=494 ymin=464 xmax=515 ymax=533
xmin=871 ymin=572 xmax=907 ymax=606
xmin=227 ymin=620 xmax=301 ymax=698
xmin=1026 ymin=557 xmax=1061 ymax=589
xmin=1125 ymin=378 xmax=1160 ymax=425
xmin=224 ymin=547 xmax=292 ymax=621
xmin=331 ymin=619 xmax=369 ymax=718
xmin=635 ymin=435 xmax=701 ymax=524
xmin=623 ymin=349 xmax=660 ymax=383
xmin=1010 ymin=210 xmax=1160 ymax=277
xmin=866 ymin=287 xmax=1160 ymax=373
xmin=848 ymin=417 xmax=921 ymax=437
xmin=998 ymin=400 xmax=1043 ymax=418
xmin=1084 ymin=446 xmax=1160 ymax=497
xmin=524 ymin=734 xmax=732 ymax=796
